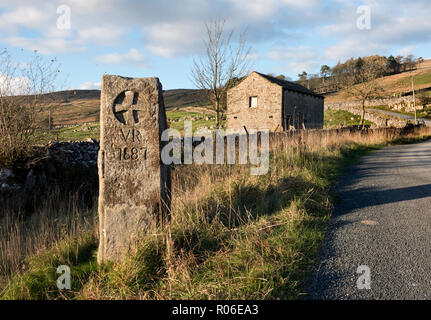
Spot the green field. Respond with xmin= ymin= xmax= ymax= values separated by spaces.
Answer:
xmin=37 ymin=123 xmax=101 ymax=145
xmin=37 ymin=109 xmax=225 ymax=143
xmin=324 ymin=109 xmax=373 ymax=128
xmin=398 ymin=72 xmax=431 ymax=87
xmin=38 ymin=109 xmax=368 ymax=143
xmin=167 ymin=109 xmax=225 ymax=133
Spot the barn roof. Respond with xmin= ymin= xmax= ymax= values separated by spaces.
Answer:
xmin=254 ymin=72 xmax=324 ymax=98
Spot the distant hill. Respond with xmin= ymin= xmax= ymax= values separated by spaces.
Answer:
xmin=30 ymin=59 xmax=431 ymax=126
xmin=163 ymin=89 xmax=209 ymax=109
xmin=325 ymin=59 xmax=431 ymax=103
xmin=40 ymin=89 xmax=101 ymax=102
xmin=36 ymin=88 xmax=210 ymax=126
xmin=42 ymin=88 xmax=209 ymax=108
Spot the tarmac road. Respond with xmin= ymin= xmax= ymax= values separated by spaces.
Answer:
xmin=307 ymin=139 xmax=431 ymax=300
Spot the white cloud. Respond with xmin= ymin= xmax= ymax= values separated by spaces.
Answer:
xmin=223 ymin=0 xmax=280 ymax=19
xmin=282 ymin=0 xmax=321 ymax=8
xmin=0 ymin=6 xmax=49 ymax=31
xmin=320 ymin=0 xmax=431 ymax=61
xmin=77 ymin=26 xmax=126 ymax=45
xmin=144 ymin=22 xmax=203 ymax=58
xmin=323 ymin=39 xmax=387 ymax=61
xmin=267 ymin=46 xmax=320 ymax=74
xmin=246 ymin=52 xmax=260 ymax=61
xmin=398 ymin=46 xmax=416 ymax=57
xmin=0 ymin=0 xmax=430 ymax=65
xmin=74 ymin=81 xmax=101 ymax=90
xmin=97 ymin=48 xmax=146 ymax=66
xmin=0 ymin=72 xmax=31 ymax=96
xmin=0 ymin=0 xmax=330 ymax=57
xmin=6 ymin=36 xmax=86 ymax=54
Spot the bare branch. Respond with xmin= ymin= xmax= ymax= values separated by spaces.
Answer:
xmin=0 ymin=49 xmax=61 ymax=167
xmin=344 ymin=58 xmax=385 ymax=127
xmin=190 ymin=18 xmax=252 ymax=127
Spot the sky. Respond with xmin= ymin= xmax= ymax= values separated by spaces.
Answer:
xmin=0 ymin=0 xmax=430 ymax=90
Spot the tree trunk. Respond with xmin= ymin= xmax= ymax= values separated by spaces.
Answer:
xmin=48 ymin=109 xmax=52 ymax=131
xmin=215 ymin=100 xmax=221 ymax=128
xmin=412 ymin=75 xmax=417 ymax=125
xmin=360 ymin=100 xmax=366 ymax=129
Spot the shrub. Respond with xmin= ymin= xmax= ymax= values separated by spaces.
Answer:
xmin=0 ymin=49 xmax=60 ymax=169
xmin=417 ymin=91 xmax=431 ymax=106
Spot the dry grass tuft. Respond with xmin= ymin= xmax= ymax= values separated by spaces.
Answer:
xmin=2 ymin=127 xmax=431 ymax=299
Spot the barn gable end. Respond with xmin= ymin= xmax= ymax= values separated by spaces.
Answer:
xmin=226 ymin=71 xmax=324 ymax=132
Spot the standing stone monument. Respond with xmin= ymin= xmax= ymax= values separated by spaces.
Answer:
xmin=98 ymin=75 xmax=171 ymax=263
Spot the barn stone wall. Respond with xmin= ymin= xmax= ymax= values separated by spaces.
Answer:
xmin=226 ymin=72 xmax=283 ymax=132
xmin=283 ymin=90 xmax=324 ymax=129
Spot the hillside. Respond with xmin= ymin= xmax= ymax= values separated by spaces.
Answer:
xmin=36 ymin=58 xmax=431 ymax=127
xmin=39 ymin=88 xmax=209 ymax=126
xmin=163 ymin=89 xmax=209 ymax=109
xmin=325 ymin=59 xmax=431 ymax=103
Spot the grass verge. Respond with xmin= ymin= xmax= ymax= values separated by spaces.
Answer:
xmin=2 ymin=128 xmax=431 ymax=300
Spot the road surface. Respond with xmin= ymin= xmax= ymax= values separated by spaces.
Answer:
xmin=307 ymin=140 xmax=431 ymax=299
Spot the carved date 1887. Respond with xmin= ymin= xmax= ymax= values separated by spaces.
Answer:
xmin=118 ymin=147 xmax=147 ymax=161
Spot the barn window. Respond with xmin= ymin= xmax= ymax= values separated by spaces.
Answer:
xmin=249 ymin=96 xmax=258 ymax=108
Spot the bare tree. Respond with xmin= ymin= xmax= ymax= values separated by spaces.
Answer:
xmin=345 ymin=59 xmax=385 ymax=127
xmin=191 ymin=18 xmax=251 ymax=128
xmin=0 ymin=49 xmax=60 ymax=168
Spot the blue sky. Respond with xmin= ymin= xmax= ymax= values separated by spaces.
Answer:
xmin=1 ymin=0 xmax=430 ymax=90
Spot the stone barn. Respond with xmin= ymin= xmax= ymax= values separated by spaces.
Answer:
xmin=226 ymin=71 xmax=324 ymax=132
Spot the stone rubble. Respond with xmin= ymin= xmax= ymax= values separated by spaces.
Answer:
xmin=44 ymin=139 xmax=100 ymax=168
xmin=0 ymin=139 xmax=100 ymax=195
xmin=0 ymin=169 xmax=21 ymax=193
xmin=326 ymin=96 xmax=430 ymax=119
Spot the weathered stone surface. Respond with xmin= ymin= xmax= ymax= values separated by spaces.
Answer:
xmin=98 ymin=75 xmax=171 ymax=263
xmin=227 ymin=72 xmax=283 ymax=131
xmin=45 ymin=140 xmax=99 ymax=168
xmin=227 ymin=72 xmax=324 ymax=132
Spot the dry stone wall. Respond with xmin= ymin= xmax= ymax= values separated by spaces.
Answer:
xmin=326 ymin=96 xmax=426 ymax=116
xmin=45 ymin=139 xmax=99 ymax=168
xmin=0 ymin=140 xmax=100 ymax=194
xmin=325 ymin=102 xmax=407 ymax=128
xmin=327 ymin=96 xmax=414 ymax=109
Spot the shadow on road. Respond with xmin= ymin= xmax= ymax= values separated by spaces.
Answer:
xmin=336 ymin=183 xmax=431 ymax=213
xmin=307 ymin=140 xmax=431 ymax=300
